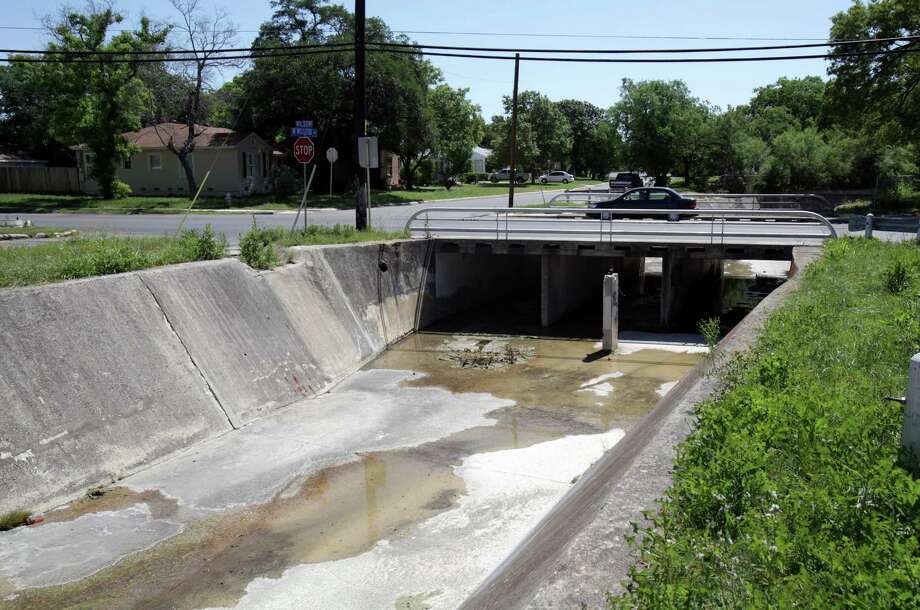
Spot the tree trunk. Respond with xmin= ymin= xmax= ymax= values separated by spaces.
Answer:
xmin=180 ymin=151 xmax=198 ymax=197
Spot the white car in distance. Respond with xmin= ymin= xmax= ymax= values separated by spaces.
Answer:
xmin=540 ymin=170 xmax=575 ymax=184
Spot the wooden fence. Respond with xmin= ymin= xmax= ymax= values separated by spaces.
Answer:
xmin=0 ymin=166 xmax=81 ymax=194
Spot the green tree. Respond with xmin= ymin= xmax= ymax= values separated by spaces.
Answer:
xmin=488 ymin=91 xmax=571 ymax=176
xmin=230 ymin=0 xmax=440 ymax=193
xmin=42 ymin=4 xmax=168 ymax=198
xmin=614 ymin=79 xmax=707 ymax=186
xmin=750 ymin=76 xmax=827 ymax=127
xmin=827 ymin=0 xmax=920 ymax=143
xmin=429 ymin=85 xmax=484 ymax=176
xmin=556 ymin=99 xmax=606 ymax=176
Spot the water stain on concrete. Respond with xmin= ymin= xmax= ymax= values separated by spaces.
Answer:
xmin=42 ymin=487 xmax=178 ymax=524
xmin=3 ymin=451 xmax=464 ymax=610
xmin=3 ymin=334 xmax=697 ymax=610
xmin=375 ymin=333 xmax=698 ymax=431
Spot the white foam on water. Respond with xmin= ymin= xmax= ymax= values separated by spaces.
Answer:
xmin=215 ymin=429 xmax=626 ymax=610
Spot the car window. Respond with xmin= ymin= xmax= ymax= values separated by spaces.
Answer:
xmin=622 ymin=191 xmax=643 ymax=201
xmin=649 ymin=190 xmax=671 ymax=200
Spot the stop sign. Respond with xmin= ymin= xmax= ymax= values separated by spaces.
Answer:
xmin=293 ymin=137 xmax=315 ymax=164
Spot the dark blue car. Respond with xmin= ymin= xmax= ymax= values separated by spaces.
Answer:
xmin=587 ymin=187 xmax=697 ymax=220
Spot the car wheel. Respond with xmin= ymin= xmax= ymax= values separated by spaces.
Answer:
xmin=563 ymin=178 xmax=570 ymax=184
xmin=490 ymin=177 xmax=498 ymax=183
xmin=540 ymin=178 xmax=547 ymax=184
xmin=668 ymin=213 xmax=680 ymax=222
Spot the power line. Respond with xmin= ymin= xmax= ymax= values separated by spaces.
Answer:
xmin=374 ymin=45 xmax=920 ymax=64
xmin=2 ymin=34 xmax=914 ymax=59
xmin=0 ymin=42 xmax=353 ymax=56
xmin=371 ymin=36 xmax=918 ymax=55
xmin=0 ymin=24 xmax=831 ymax=42
xmin=389 ymin=30 xmax=830 ymax=42
xmin=2 ymin=39 xmax=917 ymax=65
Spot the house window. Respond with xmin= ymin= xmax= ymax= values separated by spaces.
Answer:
xmin=244 ymin=151 xmax=259 ymax=178
xmin=123 ymin=156 xmax=132 ymax=170
xmin=149 ymin=153 xmax=162 ymax=171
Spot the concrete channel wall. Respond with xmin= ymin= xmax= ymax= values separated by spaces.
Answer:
xmin=0 ymin=240 xmax=431 ymax=514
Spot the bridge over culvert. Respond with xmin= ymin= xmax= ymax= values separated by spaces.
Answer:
xmin=407 ymin=207 xmax=836 ymax=330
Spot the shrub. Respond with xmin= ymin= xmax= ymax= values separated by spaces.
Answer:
xmin=266 ymin=164 xmax=300 ymax=197
xmin=239 ymin=219 xmax=281 ymax=270
xmin=879 ymin=182 xmax=920 ymax=210
xmin=834 ymin=199 xmax=872 ymax=215
xmin=884 ymin=259 xmax=913 ymax=294
xmin=181 ymin=224 xmax=227 ymax=261
xmin=112 ymin=179 xmax=133 ymax=199
xmin=0 ymin=510 xmax=31 ymax=531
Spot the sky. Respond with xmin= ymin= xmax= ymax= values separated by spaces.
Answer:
xmin=3 ymin=0 xmax=856 ymax=119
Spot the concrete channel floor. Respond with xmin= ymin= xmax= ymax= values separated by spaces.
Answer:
xmin=0 ymin=332 xmax=703 ymax=610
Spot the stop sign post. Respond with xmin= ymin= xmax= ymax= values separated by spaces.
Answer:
xmin=293 ymin=137 xmax=315 ymax=164
xmin=291 ymin=136 xmax=316 ymax=233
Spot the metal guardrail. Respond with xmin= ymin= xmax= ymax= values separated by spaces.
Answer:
xmin=404 ymin=207 xmax=838 ymax=245
xmin=546 ymin=190 xmax=832 ymax=211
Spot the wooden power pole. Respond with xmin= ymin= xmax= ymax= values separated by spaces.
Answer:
xmin=354 ymin=0 xmax=368 ymax=230
xmin=508 ymin=53 xmax=521 ymax=208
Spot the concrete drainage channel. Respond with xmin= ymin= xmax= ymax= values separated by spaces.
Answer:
xmin=0 ymin=239 xmax=806 ymax=609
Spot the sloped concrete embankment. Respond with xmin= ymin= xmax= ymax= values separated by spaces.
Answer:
xmin=0 ymin=240 xmax=430 ymax=514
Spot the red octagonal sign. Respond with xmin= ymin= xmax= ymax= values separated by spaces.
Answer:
xmin=293 ymin=137 xmax=315 ymax=164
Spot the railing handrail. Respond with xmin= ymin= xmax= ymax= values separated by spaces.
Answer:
xmin=404 ymin=206 xmax=838 ymax=240
xmin=547 ymin=191 xmax=832 ymax=210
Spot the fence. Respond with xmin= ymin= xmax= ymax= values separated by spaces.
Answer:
xmin=0 ymin=166 xmax=81 ymax=194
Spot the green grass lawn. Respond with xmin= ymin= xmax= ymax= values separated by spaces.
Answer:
xmin=612 ymin=237 xmax=920 ymax=608
xmin=0 ymin=180 xmax=602 ymax=214
xmin=0 ymin=226 xmax=75 ymax=236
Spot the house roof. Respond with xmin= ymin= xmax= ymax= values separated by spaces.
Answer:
xmin=0 ymin=144 xmax=33 ymax=161
xmin=124 ymin=123 xmax=248 ymax=149
xmin=471 ymin=146 xmax=492 ymax=159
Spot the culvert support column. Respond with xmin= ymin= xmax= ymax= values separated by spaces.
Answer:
xmin=603 ymin=273 xmax=619 ymax=352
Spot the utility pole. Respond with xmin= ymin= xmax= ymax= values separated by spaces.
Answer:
xmin=508 ymin=53 xmax=520 ymax=208
xmin=354 ymin=0 xmax=368 ymax=230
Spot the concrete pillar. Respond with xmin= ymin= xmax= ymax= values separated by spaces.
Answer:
xmin=660 ymin=253 xmax=723 ymax=330
xmin=602 ymin=273 xmax=618 ymax=352
xmin=901 ymin=354 xmax=920 ymax=470
xmin=865 ymin=213 xmax=874 ymax=239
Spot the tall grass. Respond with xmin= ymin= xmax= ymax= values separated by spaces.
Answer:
xmin=613 ymin=238 xmax=920 ymax=608
xmin=239 ymin=221 xmax=408 ymax=269
xmin=0 ymin=226 xmax=226 ymax=288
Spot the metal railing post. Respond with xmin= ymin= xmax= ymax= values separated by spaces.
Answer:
xmin=900 ymin=354 xmax=920 ymax=472
xmin=865 ymin=213 xmax=874 ymax=239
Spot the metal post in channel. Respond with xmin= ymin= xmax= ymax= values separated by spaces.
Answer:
xmin=602 ymin=272 xmax=619 ymax=352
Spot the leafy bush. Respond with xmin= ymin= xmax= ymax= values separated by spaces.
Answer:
xmin=266 ymin=164 xmax=301 ymax=197
xmin=613 ymin=238 xmax=920 ymax=608
xmin=112 ymin=179 xmax=133 ymax=199
xmin=879 ymin=182 xmax=920 ymax=210
xmin=239 ymin=219 xmax=281 ymax=270
xmin=834 ymin=199 xmax=872 ymax=215
xmin=181 ymin=224 xmax=227 ymax=261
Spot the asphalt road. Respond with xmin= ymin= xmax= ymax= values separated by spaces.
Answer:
xmin=6 ymin=189 xmax=572 ymax=245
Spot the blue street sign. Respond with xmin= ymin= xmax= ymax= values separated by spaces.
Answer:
xmin=295 ymin=120 xmax=313 ymax=128
xmin=291 ymin=127 xmax=318 ymax=137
